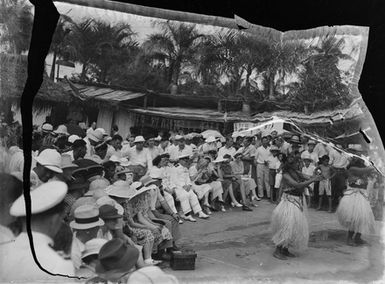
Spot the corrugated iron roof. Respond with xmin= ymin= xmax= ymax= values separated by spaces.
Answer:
xmin=63 ymin=80 xmax=146 ymax=102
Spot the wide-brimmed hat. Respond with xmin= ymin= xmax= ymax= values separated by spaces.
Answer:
xmin=134 ymin=136 xmax=145 ymax=143
xmin=115 ymin=165 xmax=132 ymax=176
xmin=175 ymin=135 xmax=184 ymax=141
xmin=95 ymin=239 xmax=139 ymax=279
xmin=301 ymin=152 xmax=312 ymax=160
xmin=61 ymin=154 xmax=78 ymax=169
xmin=34 ymin=149 xmax=63 ymax=173
xmin=70 ymin=204 xmax=104 ymax=230
xmin=88 ymin=129 xmax=104 ymax=143
xmin=109 ymin=155 xmax=121 ymax=164
xmin=269 ymin=145 xmax=280 ymax=152
xmin=139 ymin=175 xmax=157 ymax=187
xmin=68 ymin=135 xmax=81 ymax=144
xmin=154 ymin=135 xmax=162 ymax=141
xmin=119 ymin=158 xmax=130 ymax=167
xmin=96 ymin=196 xmax=124 ymax=215
xmin=85 ymin=178 xmax=111 ymax=197
xmin=96 ymin=128 xmax=108 ymax=137
xmin=10 ymin=181 xmax=67 ymax=217
xmin=82 ymin=238 xmax=108 ymax=260
xmin=205 ymin=136 xmax=216 ymax=143
xmin=68 ymin=176 xmax=89 ymax=192
xmin=178 ymin=153 xmax=190 ymax=160
xmin=41 ymin=123 xmax=53 ymax=133
xmin=213 ymin=156 xmax=227 ymax=163
xmin=72 ymin=159 xmax=104 ymax=180
xmin=308 ymin=140 xmax=316 ymax=145
xmin=99 ymin=204 xmax=122 ymax=220
xmin=289 ymin=135 xmax=301 ymax=144
xmin=54 ymin=125 xmax=69 ymax=136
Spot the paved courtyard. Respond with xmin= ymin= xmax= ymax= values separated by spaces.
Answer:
xmin=163 ymin=200 xmax=385 ymax=283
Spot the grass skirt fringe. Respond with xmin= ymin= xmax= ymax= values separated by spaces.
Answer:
xmin=271 ymin=193 xmax=309 ymax=250
xmin=336 ymin=188 xmax=375 ymax=234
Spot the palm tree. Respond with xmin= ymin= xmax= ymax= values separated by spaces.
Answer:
xmin=49 ymin=14 xmax=77 ymax=80
xmin=0 ymin=0 xmax=33 ymax=54
xmin=90 ymin=20 xmax=137 ymax=83
xmin=65 ymin=18 xmax=99 ymax=81
xmin=294 ymin=36 xmax=352 ymax=113
xmin=142 ymin=21 xmax=205 ymax=88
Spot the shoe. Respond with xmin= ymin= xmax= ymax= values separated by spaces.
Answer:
xmin=184 ymin=215 xmax=196 ymax=222
xmin=178 ymin=219 xmax=184 ymax=224
xmin=347 ymin=238 xmax=357 ymax=246
xmin=354 ymin=238 xmax=368 ymax=246
xmin=281 ymin=248 xmax=296 ymax=257
xmin=273 ymin=248 xmax=287 ymax=260
xmin=231 ymin=202 xmax=242 ymax=208
xmin=242 ymin=205 xmax=253 ymax=211
xmin=144 ymin=259 xmax=162 ymax=266
xmin=198 ymin=212 xmax=209 ymax=219
xmin=220 ymin=205 xmax=226 ymax=212
xmin=252 ymin=195 xmax=261 ymax=201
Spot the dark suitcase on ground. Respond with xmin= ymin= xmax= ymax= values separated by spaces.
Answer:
xmin=170 ymin=250 xmax=197 ymax=270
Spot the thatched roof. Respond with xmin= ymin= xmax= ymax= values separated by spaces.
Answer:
xmin=0 ymin=53 xmax=70 ymax=103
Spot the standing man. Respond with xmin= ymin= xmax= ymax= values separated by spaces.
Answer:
xmin=254 ymin=137 xmax=271 ymax=199
xmin=1 ymin=181 xmax=74 ymax=281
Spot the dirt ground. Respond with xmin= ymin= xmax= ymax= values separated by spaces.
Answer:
xmin=162 ymin=200 xmax=385 ymax=283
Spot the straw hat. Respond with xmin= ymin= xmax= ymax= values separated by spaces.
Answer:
xmin=41 ymin=123 xmax=53 ymax=133
xmin=205 ymin=136 xmax=216 ymax=143
xmin=70 ymin=204 xmax=104 ymax=230
xmin=213 ymin=156 xmax=227 ymax=163
xmin=88 ymin=129 xmax=104 ymax=143
xmin=139 ymin=175 xmax=157 ymax=187
xmin=133 ymin=136 xmax=145 ymax=143
xmin=68 ymin=135 xmax=81 ymax=144
xmin=96 ymin=196 xmax=124 ymax=215
xmin=175 ymin=135 xmax=184 ymax=141
xmin=10 ymin=181 xmax=67 ymax=217
xmin=289 ymin=135 xmax=301 ymax=144
xmin=34 ymin=149 xmax=63 ymax=173
xmin=61 ymin=154 xmax=78 ymax=169
xmin=54 ymin=125 xmax=69 ymax=136
xmin=308 ymin=140 xmax=316 ymax=145
xmin=301 ymin=152 xmax=312 ymax=160
xmin=178 ymin=153 xmax=190 ymax=160
xmin=85 ymin=178 xmax=111 ymax=197
xmin=119 ymin=158 xmax=130 ymax=167
xmin=82 ymin=238 xmax=108 ymax=260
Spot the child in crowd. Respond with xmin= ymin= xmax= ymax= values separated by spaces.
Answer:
xmin=315 ymin=155 xmax=335 ymax=213
xmin=301 ymin=153 xmax=316 ymax=207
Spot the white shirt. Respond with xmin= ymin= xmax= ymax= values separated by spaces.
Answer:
xmin=301 ymin=150 xmax=319 ymax=165
xmin=199 ymin=143 xmax=217 ymax=154
xmin=254 ymin=145 xmax=271 ymax=164
xmin=267 ymin=155 xmax=280 ymax=170
xmin=122 ymin=146 xmax=153 ymax=168
xmin=0 ymin=232 xmax=74 ymax=282
xmin=217 ymin=146 xmax=236 ymax=159
xmin=106 ymin=145 xmax=122 ymax=160
xmin=314 ymin=143 xmax=328 ymax=158
xmin=147 ymin=146 xmax=161 ymax=160
xmin=237 ymin=145 xmax=256 ymax=159
xmin=169 ymin=165 xmax=192 ymax=189
xmin=329 ymin=149 xmax=350 ymax=169
xmin=279 ymin=141 xmax=291 ymax=155
xmin=8 ymin=147 xmax=24 ymax=173
xmin=302 ymin=164 xmax=316 ymax=177
xmin=168 ymin=145 xmax=193 ymax=161
xmin=84 ymin=137 xmax=94 ymax=158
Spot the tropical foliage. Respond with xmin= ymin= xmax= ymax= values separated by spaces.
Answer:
xmin=0 ymin=2 xmax=357 ymax=113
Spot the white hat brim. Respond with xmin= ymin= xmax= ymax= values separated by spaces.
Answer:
xmin=34 ymin=156 xmax=63 ymax=173
xmin=70 ymin=219 xmax=104 ymax=230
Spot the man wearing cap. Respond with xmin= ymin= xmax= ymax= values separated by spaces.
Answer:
xmin=1 ymin=181 xmax=74 ymax=281
xmin=168 ymin=135 xmax=193 ymax=162
xmin=218 ymin=136 xmax=236 ymax=159
xmin=147 ymin=136 xmax=161 ymax=160
xmin=121 ymin=136 xmax=153 ymax=181
xmin=30 ymin=148 xmax=63 ymax=190
xmin=70 ymin=204 xmax=105 ymax=271
xmin=169 ymin=154 xmax=209 ymax=221
xmin=254 ymin=136 xmax=272 ymax=199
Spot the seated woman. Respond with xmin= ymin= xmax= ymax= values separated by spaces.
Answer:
xmin=107 ymin=183 xmax=161 ymax=266
xmin=127 ymin=182 xmax=174 ymax=261
xmin=217 ymin=155 xmax=252 ymax=211
xmin=189 ymin=157 xmax=225 ymax=214
xmin=230 ymin=152 xmax=259 ymax=205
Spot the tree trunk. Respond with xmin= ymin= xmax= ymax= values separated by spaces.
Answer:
xmin=80 ymin=63 xmax=87 ymax=81
xmin=268 ymin=75 xmax=274 ymax=100
xmin=50 ymin=51 xmax=57 ymax=79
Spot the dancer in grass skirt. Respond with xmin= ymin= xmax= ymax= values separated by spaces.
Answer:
xmin=336 ymin=159 xmax=377 ymax=246
xmin=271 ymin=154 xmax=323 ymax=260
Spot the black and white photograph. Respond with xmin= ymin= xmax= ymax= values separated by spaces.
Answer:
xmin=0 ymin=0 xmax=384 ymax=283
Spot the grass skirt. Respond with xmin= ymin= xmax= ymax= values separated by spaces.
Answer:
xmin=336 ymin=188 xmax=375 ymax=234
xmin=271 ymin=193 xmax=309 ymax=250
